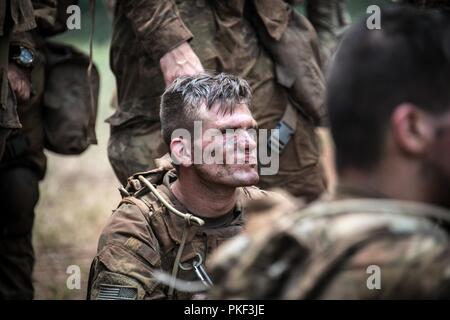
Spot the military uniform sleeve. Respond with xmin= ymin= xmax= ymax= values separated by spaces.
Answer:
xmin=6 ymin=0 xmax=36 ymax=34
xmin=121 ymin=0 xmax=193 ymax=61
xmin=0 ymin=0 xmax=35 ymax=143
xmin=9 ymin=0 xmax=64 ymax=52
xmin=88 ymin=203 xmax=167 ymax=300
xmin=32 ymin=0 xmax=73 ymax=37
xmin=1 ymin=0 xmax=36 ymax=52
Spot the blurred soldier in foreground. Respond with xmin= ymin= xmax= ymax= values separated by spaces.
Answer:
xmin=88 ymin=74 xmax=267 ymax=300
xmin=106 ymin=0 xmax=350 ymax=202
xmin=209 ymin=6 xmax=450 ymax=299
xmin=0 ymin=0 xmax=98 ymax=299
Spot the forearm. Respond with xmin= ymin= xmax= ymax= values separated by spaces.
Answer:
xmin=122 ymin=0 xmax=193 ymax=61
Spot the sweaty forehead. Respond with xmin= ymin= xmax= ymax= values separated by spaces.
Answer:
xmin=200 ymin=103 xmax=256 ymax=129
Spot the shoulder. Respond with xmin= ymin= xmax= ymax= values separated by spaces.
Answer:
xmin=97 ymin=167 xmax=177 ymax=255
xmin=89 ymin=198 xmax=166 ymax=300
xmin=94 ymin=175 xmax=171 ymax=283
xmin=209 ymin=198 xmax=450 ymax=299
xmin=288 ymin=198 xmax=450 ymax=246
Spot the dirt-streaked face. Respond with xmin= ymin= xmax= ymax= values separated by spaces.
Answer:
xmin=192 ymin=102 xmax=259 ymax=187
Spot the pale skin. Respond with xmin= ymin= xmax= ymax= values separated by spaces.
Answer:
xmin=338 ymin=103 xmax=450 ymax=209
xmin=170 ymin=103 xmax=259 ymax=218
xmin=159 ymin=42 xmax=204 ymax=86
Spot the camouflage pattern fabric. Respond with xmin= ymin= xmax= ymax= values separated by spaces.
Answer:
xmin=208 ymin=186 xmax=450 ymax=299
xmin=88 ymin=159 xmax=268 ymax=300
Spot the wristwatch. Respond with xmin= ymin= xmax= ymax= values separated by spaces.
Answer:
xmin=10 ymin=46 xmax=35 ymax=68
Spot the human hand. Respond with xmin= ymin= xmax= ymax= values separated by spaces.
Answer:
xmin=159 ymin=42 xmax=204 ymax=86
xmin=7 ymin=63 xmax=31 ymax=104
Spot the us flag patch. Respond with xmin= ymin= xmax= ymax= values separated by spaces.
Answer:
xmin=97 ymin=285 xmax=137 ymax=300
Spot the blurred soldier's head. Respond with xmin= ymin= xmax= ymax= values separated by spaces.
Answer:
xmin=327 ymin=6 xmax=450 ymax=208
xmin=393 ymin=0 xmax=450 ymax=9
xmin=160 ymin=73 xmax=259 ymax=188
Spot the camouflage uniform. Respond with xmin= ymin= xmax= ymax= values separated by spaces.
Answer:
xmin=305 ymin=0 xmax=351 ymax=63
xmin=87 ymin=158 xmax=268 ymax=300
xmin=208 ymin=186 xmax=450 ymax=299
xmin=0 ymin=0 xmax=74 ymax=300
xmin=106 ymin=0 xmax=349 ymax=201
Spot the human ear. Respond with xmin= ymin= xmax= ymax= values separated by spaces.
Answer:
xmin=170 ymin=137 xmax=192 ymax=167
xmin=391 ymin=104 xmax=434 ymax=156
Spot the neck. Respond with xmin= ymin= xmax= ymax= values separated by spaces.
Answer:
xmin=338 ymin=160 xmax=429 ymax=204
xmin=171 ymin=172 xmax=237 ymax=218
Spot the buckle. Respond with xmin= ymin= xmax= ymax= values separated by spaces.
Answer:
xmin=268 ymin=120 xmax=295 ymax=155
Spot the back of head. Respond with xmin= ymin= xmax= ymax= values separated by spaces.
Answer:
xmin=394 ymin=0 xmax=450 ymax=9
xmin=327 ymin=5 xmax=450 ymax=172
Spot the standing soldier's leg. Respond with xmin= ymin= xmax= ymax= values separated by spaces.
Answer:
xmin=0 ymin=166 xmax=39 ymax=300
xmin=107 ymin=121 xmax=168 ymax=185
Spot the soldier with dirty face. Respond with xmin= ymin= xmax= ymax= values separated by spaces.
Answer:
xmin=106 ymin=0 xmax=352 ymax=202
xmin=87 ymin=73 xmax=268 ymax=300
xmin=208 ymin=6 xmax=450 ymax=299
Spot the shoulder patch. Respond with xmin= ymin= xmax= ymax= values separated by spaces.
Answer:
xmin=90 ymin=270 xmax=147 ymax=300
xmin=97 ymin=284 xmax=137 ymax=300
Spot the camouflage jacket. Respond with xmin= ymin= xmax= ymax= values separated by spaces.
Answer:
xmin=1 ymin=0 xmax=64 ymax=54
xmin=87 ymin=162 xmax=268 ymax=300
xmin=208 ymin=186 xmax=450 ymax=299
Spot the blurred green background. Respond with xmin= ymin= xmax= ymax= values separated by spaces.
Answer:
xmin=33 ymin=0 xmax=391 ymax=299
